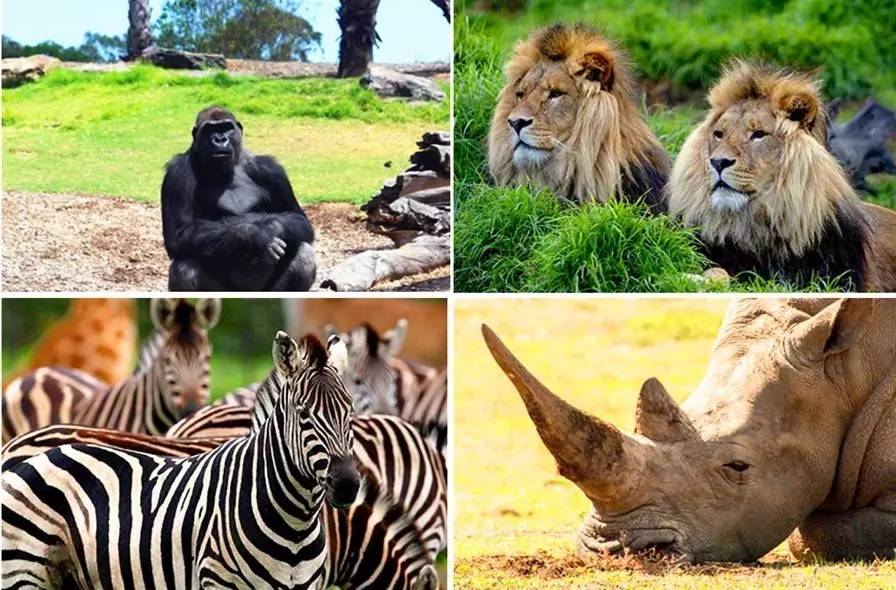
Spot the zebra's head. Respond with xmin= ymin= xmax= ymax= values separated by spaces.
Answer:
xmin=327 ymin=319 xmax=407 ymax=414
xmin=273 ymin=331 xmax=360 ymax=510
xmin=150 ymin=298 xmax=220 ymax=418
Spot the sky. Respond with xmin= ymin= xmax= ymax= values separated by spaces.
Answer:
xmin=2 ymin=0 xmax=450 ymax=63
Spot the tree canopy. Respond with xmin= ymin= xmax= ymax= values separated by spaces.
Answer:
xmin=154 ymin=0 xmax=321 ymax=61
xmin=2 ymin=33 xmax=125 ymax=63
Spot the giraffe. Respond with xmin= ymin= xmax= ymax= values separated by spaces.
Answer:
xmin=2 ymin=299 xmax=137 ymax=388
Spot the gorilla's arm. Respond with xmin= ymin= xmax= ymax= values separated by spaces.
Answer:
xmin=161 ymin=155 xmax=273 ymax=261
xmin=247 ymin=156 xmax=315 ymax=246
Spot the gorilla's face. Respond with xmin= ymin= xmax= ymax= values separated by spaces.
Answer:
xmin=193 ymin=119 xmax=243 ymax=169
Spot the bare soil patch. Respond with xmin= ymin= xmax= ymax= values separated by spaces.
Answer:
xmin=1 ymin=191 xmax=448 ymax=292
xmin=464 ymin=550 xmax=798 ymax=579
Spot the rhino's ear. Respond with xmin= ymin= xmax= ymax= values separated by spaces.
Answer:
xmin=789 ymin=299 xmax=874 ymax=359
xmin=635 ymin=378 xmax=698 ymax=443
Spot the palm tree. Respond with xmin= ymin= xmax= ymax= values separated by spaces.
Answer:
xmin=336 ymin=0 xmax=381 ymax=77
xmin=127 ymin=0 xmax=153 ymax=60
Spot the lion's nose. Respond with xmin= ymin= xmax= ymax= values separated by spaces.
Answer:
xmin=508 ymin=117 xmax=533 ymax=134
xmin=710 ymin=157 xmax=736 ymax=173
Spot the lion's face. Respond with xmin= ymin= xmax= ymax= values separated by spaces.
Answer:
xmin=705 ymin=100 xmax=784 ymax=212
xmin=505 ymin=60 xmax=581 ymax=168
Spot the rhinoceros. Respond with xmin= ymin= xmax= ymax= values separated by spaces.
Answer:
xmin=482 ymin=298 xmax=896 ymax=563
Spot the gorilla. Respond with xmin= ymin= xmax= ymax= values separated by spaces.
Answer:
xmin=161 ymin=106 xmax=315 ymax=291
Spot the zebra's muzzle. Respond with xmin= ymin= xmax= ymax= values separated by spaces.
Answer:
xmin=325 ymin=455 xmax=361 ymax=509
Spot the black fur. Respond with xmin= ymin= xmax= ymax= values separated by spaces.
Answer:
xmin=621 ymin=150 xmax=670 ymax=214
xmin=701 ymin=203 xmax=869 ymax=290
xmin=161 ymin=107 xmax=315 ymax=291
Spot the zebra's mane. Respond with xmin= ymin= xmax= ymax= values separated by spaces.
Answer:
xmin=133 ymin=330 xmax=165 ymax=375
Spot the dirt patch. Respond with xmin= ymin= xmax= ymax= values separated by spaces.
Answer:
xmin=464 ymin=550 xmax=798 ymax=579
xmin=1 ymin=191 xmax=448 ymax=292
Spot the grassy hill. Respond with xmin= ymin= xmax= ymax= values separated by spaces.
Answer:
xmin=2 ymin=66 xmax=449 ymax=204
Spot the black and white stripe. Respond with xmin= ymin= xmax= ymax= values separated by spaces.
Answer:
xmin=2 ymin=332 xmax=360 ymax=589
xmin=166 ymin=376 xmax=448 ymax=560
xmin=336 ymin=322 xmax=448 ymax=452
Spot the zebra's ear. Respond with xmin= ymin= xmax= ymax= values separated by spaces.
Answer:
xmin=383 ymin=318 xmax=408 ymax=357
xmin=195 ymin=298 xmax=221 ymax=329
xmin=273 ymin=331 xmax=300 ymax=375
xmin=150 ymin=298 xmax=178 ymax=331
xmin=327 ymin=335 xmax=349 ymax=376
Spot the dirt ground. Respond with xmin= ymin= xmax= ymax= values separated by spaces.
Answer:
xmin=1 ymin=191 xmax=449 ymax=292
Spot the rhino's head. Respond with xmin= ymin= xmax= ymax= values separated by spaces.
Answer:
xmin=482 ymin=298 xmax=879 ymax=563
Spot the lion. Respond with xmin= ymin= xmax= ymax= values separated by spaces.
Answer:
xmin=668 ymin=60 xmax=896 ymax=291
xmin=487 ymin=23 xmax=670 ymax=211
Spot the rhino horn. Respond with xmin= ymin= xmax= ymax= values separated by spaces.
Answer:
xmin=635 ymin=377 xmax=699 ymax=443
xmin=481 ymin=324 xmax=643 ymax=503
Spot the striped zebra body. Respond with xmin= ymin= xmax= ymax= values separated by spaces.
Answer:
xmin=2 ymin=390 xmax=441 ymax=584
xmin=335 ymin=322 xmax=448 ymax=453
xmin=1 ymin=367 xmax=106 ymax=442
xmin=166 ymin=404 xmax=448 ymax=560
xmin=2 ymin=332 xmax=358 ymax=590
xmin=1 ymin=299 xmax=219 ymax=442
xmin=394 ymin=360 xmax=448 ymax=451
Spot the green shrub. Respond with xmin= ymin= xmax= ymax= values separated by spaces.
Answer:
xmin=454 ymin=185 xmax=563 ymax=292
xmin=524 ymin=201 xmax=707 ymax=292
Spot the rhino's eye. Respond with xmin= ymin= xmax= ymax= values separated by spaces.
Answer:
xmin=724 ymin=460 xmax=750 ymax=472
xmin=713 ymin=129 xmax=724 ymax=139
xmin=515 ymin=90 xmax=524 ymax=99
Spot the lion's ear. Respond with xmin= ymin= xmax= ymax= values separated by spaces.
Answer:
xmin=776 ymin=90 xmax=819 ymax=128
xmin=576 ymin=51 xmax=614 ymax=90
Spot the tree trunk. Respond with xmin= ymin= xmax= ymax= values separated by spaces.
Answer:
xmin=127 ymin=0 xmax=153 ymax=61
xmin=430 ymin=0 xmax=451 ymax=22
xmin=337 ymin=0 xmax=381 ymax=78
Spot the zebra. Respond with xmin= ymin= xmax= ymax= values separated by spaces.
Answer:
xmin=164 ymin=391 xmax=448 ymax=561
xmin=2 ymin=422 xmax=440 ymax=589
xmin=1 ymin=298 xmax=219 ymax=442
xmin=1 ymin=331 xmax=374 ymax=589
xmin=329 ymin=321 xmax=448 ymax=453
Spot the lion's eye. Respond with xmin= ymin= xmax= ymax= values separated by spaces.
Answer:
xmin=515 ymin=90 xmax=524 ymax=99
xmin=713 ymin=129 xmax=724 ymax=139
xmin=724 ymin=460 xmax=750 ymax=472
xmin=548 ymin=89 xmax=566 ymax=99
xmin=750 ymin=130 xmax=768 ymax=140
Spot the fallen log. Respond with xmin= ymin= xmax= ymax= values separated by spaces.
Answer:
xmin=320 ymin=235 xmax=450 ymax=291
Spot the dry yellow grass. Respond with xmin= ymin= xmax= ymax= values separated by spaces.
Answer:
xmin=452 ymin=297 xmax=896 ymax=589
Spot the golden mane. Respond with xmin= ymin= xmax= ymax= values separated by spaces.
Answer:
xmin=487 ymin=23 xmax=669 ymax=206
xmin=668 ymin=60 xmax=863 ymax=258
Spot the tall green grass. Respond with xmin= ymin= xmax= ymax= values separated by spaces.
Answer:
xmin=461 ymin=0 xmax=896 ymax=102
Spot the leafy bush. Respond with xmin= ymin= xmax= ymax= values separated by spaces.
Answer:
xmin=473 ymin=0 xmax=894 ymax=100
xmin=524 ymin=201 xmax=707 ymax=292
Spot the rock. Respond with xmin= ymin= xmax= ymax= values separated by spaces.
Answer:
xmin=140 ymin=47 xmax=226 ymax=71
xmin=828 ymin=99 xmax=896 ymax=191
xmin=2 ymin=55 xmax=61 ymax=88
xmin=360 ymin=65 xmax=445 ymax=101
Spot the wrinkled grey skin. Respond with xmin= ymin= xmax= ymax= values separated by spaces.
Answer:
xmin=482 ymin=298 xmax=896 ymax=563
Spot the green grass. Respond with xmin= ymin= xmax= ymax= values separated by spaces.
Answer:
xmin=453 ymin=6 xmax=895 ymax=293
xmin=2 ymin=66 xmax=449 ymax=203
